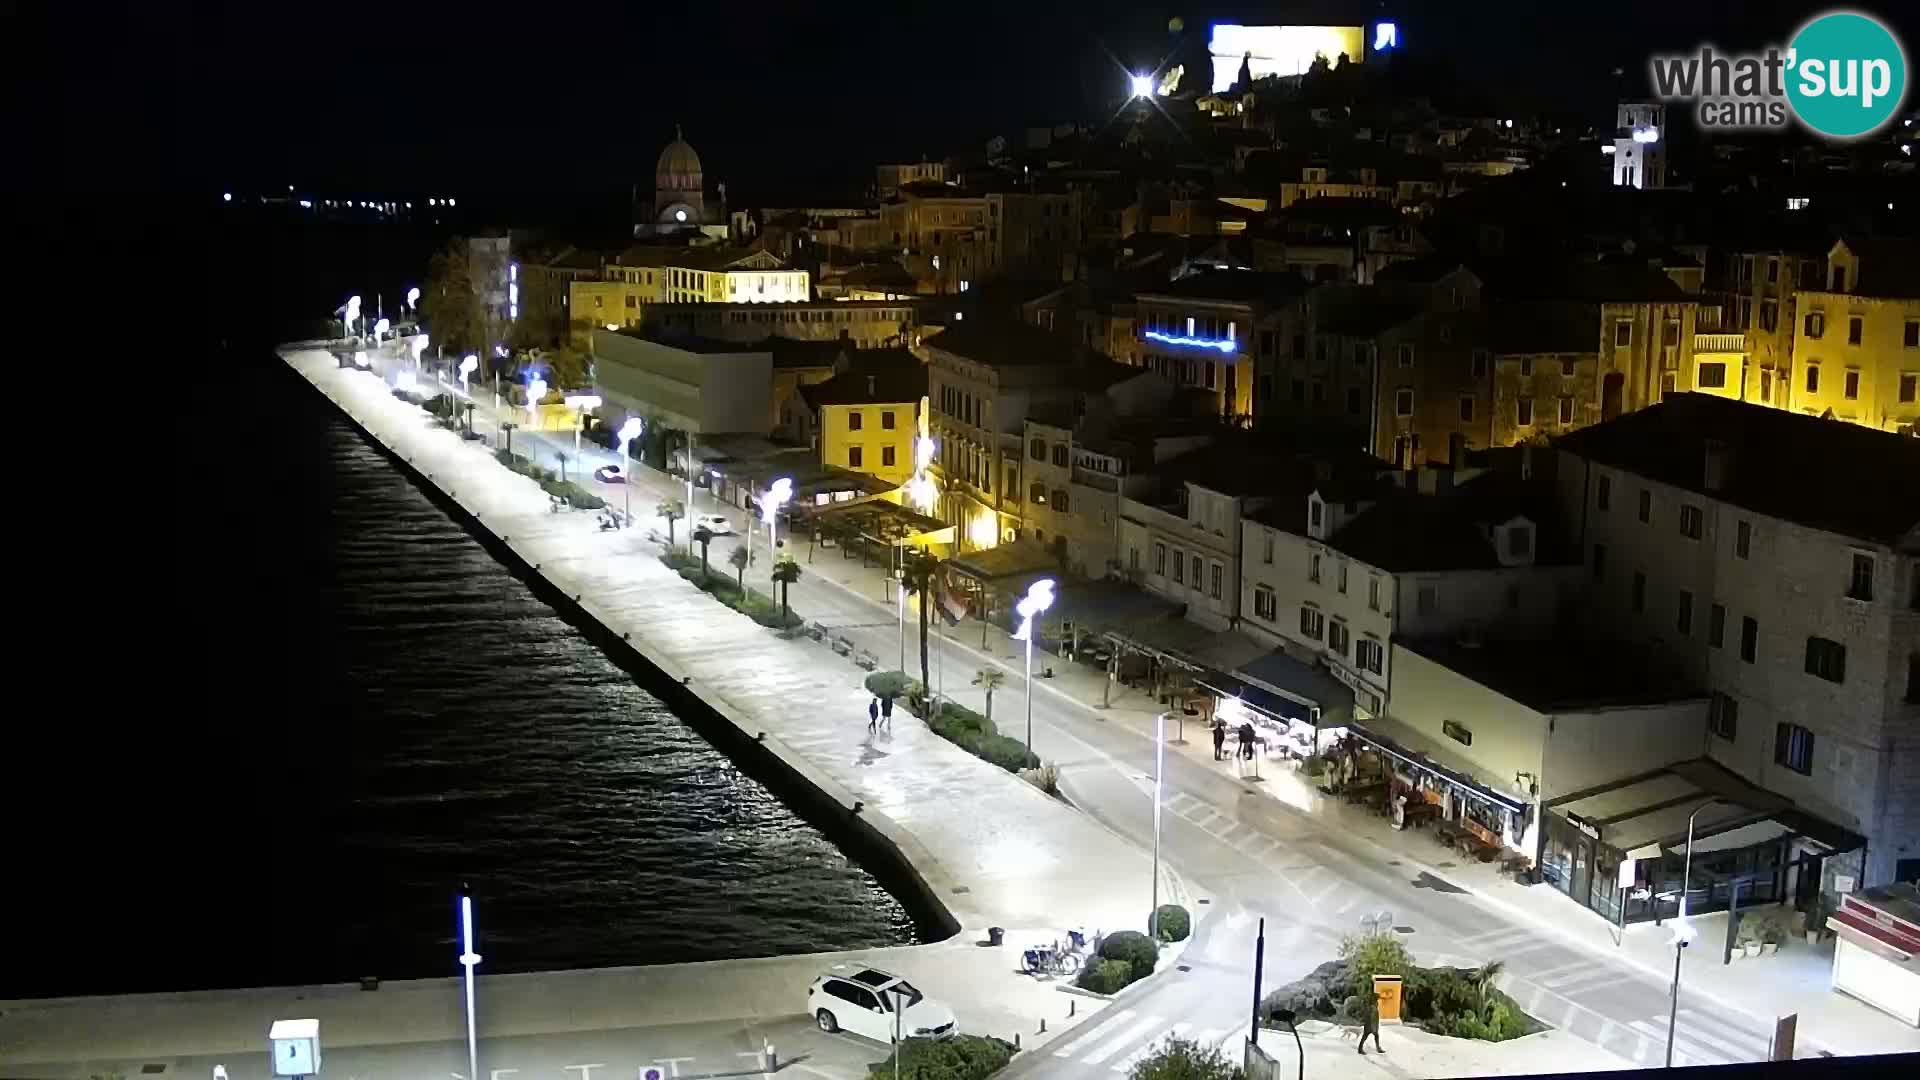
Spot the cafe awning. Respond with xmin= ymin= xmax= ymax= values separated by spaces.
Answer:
xmin=1544 ymin=756 xmax=1865 ymax=856
xmin=1345 ymin=711 xmax=1531 ymax=816
xmin=1196 ymin=651 xmax=1355 ymax=729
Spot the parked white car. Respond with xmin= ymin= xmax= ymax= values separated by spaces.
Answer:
xmin=806 ymin=967 xmax=956 ymax=1043
xmin=593 ymin=464 xmax=626 ymax=484
xmin=693 ymin=513 xmax=734 ymax=535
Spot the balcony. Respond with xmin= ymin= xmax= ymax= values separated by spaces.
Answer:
xmin=1694 ymin=332 xmax=1746 ymax=354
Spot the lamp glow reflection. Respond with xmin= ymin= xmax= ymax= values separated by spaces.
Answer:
xmin=1013 ymin=578 xmax=1056 ymax=754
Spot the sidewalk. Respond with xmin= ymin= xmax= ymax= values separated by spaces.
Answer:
xmin=1259 ymin=1019 xmax=1639 ymax=1080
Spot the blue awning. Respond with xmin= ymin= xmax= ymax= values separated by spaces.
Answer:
xmin=1196 ymin=669 xmax=1316 ymax=725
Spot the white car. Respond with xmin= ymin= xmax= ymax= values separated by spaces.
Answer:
xmin=593 ymin=464 xmax=626 ymax=484
xmin=806 ymin=967 xmax=956 ymax=1043
xmin=693 ymin=513 xmax=734 ymax=535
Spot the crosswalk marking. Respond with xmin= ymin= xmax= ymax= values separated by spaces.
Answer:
xmin=1627 ymin=1009 xmax=1766 ymax=1066
xmin=1083 ymin=1013 xmax=1168 ymax=1065
xmin=1055 ymin=1008 xmax=1138 ymax=1058
xmin=1111 ymin=1022 xmax=1194 ymax=1072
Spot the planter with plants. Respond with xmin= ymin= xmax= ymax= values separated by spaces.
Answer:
xmin=1736 ymin=918 xmax=1762 ymax=958
xmin=1760 ymin=915 xmax=1785 ymax=956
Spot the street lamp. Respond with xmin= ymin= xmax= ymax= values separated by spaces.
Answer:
xmin=406 ymin=286 xmax=420 ymax=312
xmin=459 ymin=354 xmax=478 ymax=397
xmin=457 ymin=891 xmax=481 ymax=1080
xmin=1130 ymin=72 xmax=1155 ymax=98
xmin=763 ymin=476 xmax=794 ymax=563
xmin=412 ymin=334 xmax=429 ymax=367
xmin=617 ymin=417 xmax=644 ymax=527
xmin=564 ymin=395 xmax=602 ymax=454
xmin=1012 ymin=578 xmax=1056 ymax=754
xmin=526 ymin=376 xmax=547 ymax=431
xmin=1151 ymin=709 xmax=1166 ymax=940
xmin=343 ymin=294 xmax=361 ymax=339
xmin=1271 ymin=1007 xmax=1305 ymax=1080
xmin=1665 ymin=799 xmax=1724 ymax=1068
xmin=373 ymin=317 xmax=390 ymax=342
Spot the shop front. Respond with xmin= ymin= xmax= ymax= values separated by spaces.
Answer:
xmin=1196 ymin=652 xmax=1356 ymax=765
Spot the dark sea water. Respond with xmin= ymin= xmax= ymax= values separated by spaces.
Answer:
xmin=8 ymin=345 xmax=916 ymax=998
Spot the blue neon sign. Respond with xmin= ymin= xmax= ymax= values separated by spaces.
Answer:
xmin=1144 ymin=329 xmax=1238 ymax=353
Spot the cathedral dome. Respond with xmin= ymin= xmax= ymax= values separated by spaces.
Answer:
xmin=657 ymin=127 xmax=703 ymax=192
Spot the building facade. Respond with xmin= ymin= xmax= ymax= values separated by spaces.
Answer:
xmin=1789 ymin=238 xmax=1920 ymax=434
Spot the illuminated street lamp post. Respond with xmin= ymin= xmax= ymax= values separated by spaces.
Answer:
xmin=1151 ymin=710 xmax=1166 ymax=939
xmin=564 ymin=395 xmax=602 ymax=454
xmin=1665 ymin=799 xmax=1724 ymax=1068
xmin=457 ymin=891 xmax=481 ymax=1080
xmin=617 ymin=417 xmax=644 ymax=528
xmin=525 ymin=376 xmax=546 ymax=431
xmin=1012 ymin=578 xmax=1056 ymax=754
xmin=373 ymin=317 xmax=390 ymax=343
xmin=459 ymin=354 xmax=478 ymax=398
xmin=406 ymin=286 xmax=420 ymax=316
xmin=1130 ymin=73 xmax=1155 ymax=97
xmin=763 ymin=477 xmax=794 ymax=565
xmin=342 ymin=294 xmax=361 ymax=339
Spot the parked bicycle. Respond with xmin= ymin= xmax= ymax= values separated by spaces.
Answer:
xmin=1022 ymin=927 xmax=1097 ymax=977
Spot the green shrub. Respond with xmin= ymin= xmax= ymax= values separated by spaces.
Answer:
xmin=1078 ymin=958 xmax=1135 ymax=995
xmin=1154 ymin=904 xmax=1191 ymax=942
xmin=866 ymin=1035 xmax=1014 ymax=1080
xmin=1100 ymin=930 xmax=1159 ymax=980
xmin=1126 ymin=1036 xmax=1246 ymax=1080
xmin=865 ymin=670 xmax=912 ymax=700
xmin=494 ymin=448 xmax=517 ymax=468
xmin=1338 ymin=932 xmax=1411 ymax=998
xmin=978 ymin=734 xmax=1040 ymax=772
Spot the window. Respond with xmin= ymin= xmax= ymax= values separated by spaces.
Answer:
xmin=1171 ymin=549 xmax=1185 ymax=584
xmin=1346 ymin=387 xmax=1366 ymax=415
xmin=1559 ymin=396 xmax=1574 ymax=424
xmin=848 ymin=411 xmax=863 ymax=431
xmin=1708 ymin=693 xmax=1738 ymax=740
xmin=1632 ymin=571 xmax=1647 ymax=612
xmin=1397 ymin=344 xmax=1414 ymax=367
xmin=1679 ymin=505 xmax=1703 ymax=540
xmin=1709 ymin=603 xmax=1726 ymax=647
xmin=1328 ymin=620 xmax=1350 ymax=656
xmin=1459 ymin=396 xmax=1475 ymax=423
xmin=1638 ymin=489 xmax=1652 ymax=524
xmin=1442 ymin=719 xmax=1473 ymax=747
xmin=882 ymin=446 xmax=896 ymax=468
xmin=1901 ymin=374 xmax=1918 ymax=403
xmin=1210 ymin=562 xmax=1223 ymax=600
xmin=1697 ymin=362 xmax=1727 ymax=388
xmin=1299 ymin=606 xmax=1325 ymax=641
xmin=1740 ymin=616 xmax=1758 ymax=662
xmin=1191 ymin=554 xmax=1202 ymax=588
xmin=1848 ymin=553 xmax=1874 ymax=601
xmin=1153 ymin=543 xmax=1167 ymax=575
xmin=1262 ymin=532 xmax=1275 ymax=564
xmin=1337 ymin=562 xmax=1349 ymax=594
xmin=1516 ymin=397 xmax=1533 ymax=425
xmin=1597 ymin=475 xmax=1611 ymax=511
xmin=1736 ymin=520 xmax=1751 ymax=558
xmin=1308 ymin=553 xmax=1322 ymax=584
xmin=1806 ymin=365 xmax=1820 ymax=394
xmin=1394 ymin=388 xmax=1414 ymax=417
xmin=1507 ymin=525 xmax=1532 ymax=558
xmin=881 ymin=410 xmax=896 ymax=430
xmin=848 ymin=446 xmax=863 ymax=468
xmin=1030 ymin=481 xmax=1046 ymax=503
xmin=1847 ymin=316 xmax=1863 ymax=345
xmin=1472 ymin=349 xmax=1489 ymax=377
xmin=1309 ymin=501 xmax=1324 ymax=530
xmin=1906 ymin=320 xmax=1919 ymax=348
xmin=1592 ymin=543 xmax=1607 ymax=582
xmin=1052 ymin=489 xmax=1069 ymax=513
xmin=1677 ymin=589 xmax=1694 ymax=636
xmin=1029 ymin=438 xmax=1044 ymax=459
xmin=1775 ymin=723 xmax=1815 ymax=775
xmin=1664 ymin=321 xmax=1681 ymax=347
xmin=1844 ymin=370 xmax=1860 ymax=400
xmin=1052 ymin=445 xmax=1069 ymax=467
xmin=1614 ymin=321 xmax=1632 ymax=348
xmin=1760 ymin=301 xmax=1777 ymax=332
xmin=1804 ymin=312 xmax=1825 ymax=339
xmin=1368 ymin=577 xmax=1381 ymax=611
xmin=1416 ymin=585 xmax=1436 ymax=615
xmin=1562 ymin=357 xmax=1577 ymax=377
xmin=1805 ymin=636 xmax=1847 ymax=682
xmin=1254 ymin=586 xmax=1277 ymax=620
xmin=1520 ymin=356 xmax=1534 ymax=377
xmin=1831 ymin=266 xmax=1846 ymax=291
xmin=1767 ymin=257 xmax=1779 ymax=283
xmin=1357 ymin=638 xmax=1384 ymax=674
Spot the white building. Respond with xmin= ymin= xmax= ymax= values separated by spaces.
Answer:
xmin=1610 ymin=101 xmax=1666 ymax=190
xmin=1239 ymin=464 xmax=1581 ymax=717
xmin=591 ymin=329 xmax=772 ymax=437
xmin=1555 ymin=393 xmax=1920 ymax=890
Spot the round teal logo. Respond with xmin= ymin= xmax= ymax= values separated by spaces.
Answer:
xmin=1786 ymin=11 xmax=1908 ymax=138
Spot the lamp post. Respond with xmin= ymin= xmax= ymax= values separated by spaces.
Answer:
xmin=763 ymin=477 xmax=793 ymax=564
xmin=525 ymin=376 xmax=546 ymax=432
xmin=1271 ymin=1007 xmax=1304 ymax=1080
xmin=564 ymin=395 xmax=601 ymax=455
xmin=685 ymin=433 xmax=699 ymax=553
xmin=617 ymin=418 xmax=644 ymax=528
xmin=342 ymin=294 xmax=361 ymax=339
xmin=1012 ymin=578 xmax=1056 ymax=754
xmin=412 ymin=334 xmax=429 ymax=368
xmin=1665 ymin=799 xmax=1723 ymax=1068
xmin=373 ymin=317 xmax=390 ymax=343
xmin=1151 ymin=709 xmax=1166 ymax=940
xmin=459 ymin=354 xmax=478 ymax=398
xmin=406 ymin=286 xmax=420 ymax=315
xmin=457 ymin=891 xmax=481 ymax=1080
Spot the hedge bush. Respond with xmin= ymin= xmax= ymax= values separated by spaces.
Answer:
xmin=1077 ymin=958 xmax=1134 ymax=995
xmin=659 ymin=553 xmax=801 ymax=630
xmin=490 ymin=448 xmax=605 ymax=509
xmin=867 ymin=1035 xmax=1015 ymax=1080
xmin=1099 ymin=930 xmax=1159 ymax=981
xmin=1154 ymin=904 xmax=1191 ymax=943
xmin=920 ymin=702 xmax=1039 ymax=773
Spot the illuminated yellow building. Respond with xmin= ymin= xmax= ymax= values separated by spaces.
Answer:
xmin=1790 ymin=237 xmax=1920 ymax=434
xmin=569 ymin=247 xmax=811 ymax=344
xmin=801 ymin=363 xmax=930 ymax=487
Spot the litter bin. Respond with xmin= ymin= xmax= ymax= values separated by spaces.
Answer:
xmin=988 ymin=926 xmax=1005 ymax=946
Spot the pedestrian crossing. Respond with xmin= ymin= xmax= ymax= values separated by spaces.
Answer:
xmin=1051 ymin=1008 xmax=1250 ymax=1074
xmin=1623 ymin=1008 xmax=1773 ymax=1067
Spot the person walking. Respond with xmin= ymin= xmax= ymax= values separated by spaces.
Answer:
xmin=867 ymin=697 xmax=879 ymax=734
xmin=1238 ymin=722 xmax=1256 ymax=760
xmin=879 ymin=695 xmax=894 ymax=732
xmin=1356 ymin=984 xmax=1385 ymax=1054
xmin=1211 ymin=719 xmax=1227 ymax=761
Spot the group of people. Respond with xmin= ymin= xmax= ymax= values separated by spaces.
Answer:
xmin=1209 ymin=718 xmax=1260 ymax=761
xmin=866 ymin=695 xmax=894 ymax=734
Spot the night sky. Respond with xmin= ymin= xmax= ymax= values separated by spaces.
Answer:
xmin=68 ymin=0 xmax=1882 ymax=203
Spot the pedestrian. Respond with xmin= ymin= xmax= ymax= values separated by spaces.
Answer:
xmin=1357 ymin=984 xmax=1384 ymax=1054
xmin=880 ymin=695 xmax=894 ymax=732
xmin=1211 ymin=719 xmax=1226 ymax=761
xmin=867 ymin=697 xmax=879 ymax=733
xmin=1238 ymin=722 xmax=1256 ymax=760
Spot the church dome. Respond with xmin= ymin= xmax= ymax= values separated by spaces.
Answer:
xmin=657 ymin=127 xmax=703 ymax=192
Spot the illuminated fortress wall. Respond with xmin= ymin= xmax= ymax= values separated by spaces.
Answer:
xmin=1209 ymin=24 xmax=1366 ymax=90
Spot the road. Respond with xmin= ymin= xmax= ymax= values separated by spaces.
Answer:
xmin=450 ymin=392 xmax=1796 ymax=1076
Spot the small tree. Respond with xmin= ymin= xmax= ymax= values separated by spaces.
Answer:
xmin=693 ymin=526 xmax=715 ymax=581
xmin=657 ymin=498 xmax=684 ymax=548
xmin=972 ymin=668 xmax=1006 ymax=723
xmin=728 ymin=545 xmax=750 ymax=590
xmin=865 ymin=670 xmax=912 ymax=702
xmin=1126 ymin=1037 xmax=1244 ymax=1080
xmin=556 ymin=451 xmax=570 ymax=485
xmin=771 ymin=555 xmax=803 ymax=620
xmin=1339 ymin=931 xmax=1412 ymax=999
xmin=900 ymin=548 xmax=940 ymax=695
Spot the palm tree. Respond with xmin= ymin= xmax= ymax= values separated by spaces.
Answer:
xmin=900 ymin=548 xmax=940 ymax=693
xmin=973 ymin=668 xmax=1006 ymax=723
xmin=1472 ymin=959 xmax=1505 ymax=997
xmin=771 ymin=555 xmax=803 ymax=620
xmin=693 ymin=526 xmax=715 ymax=581
xmin=728 ymin=545 xmax=750 ymax=591
xmin=657 ymin=498 xmax=684 ymax=548
xmin=556 ymin=450 xmax=570 ymax=485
